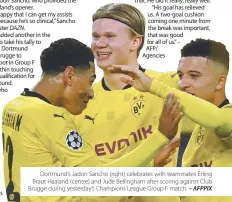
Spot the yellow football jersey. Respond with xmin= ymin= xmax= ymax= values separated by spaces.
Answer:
xmin=3 ymin=88 xmax=170 ymax=202
xmin=75 ymin=68 xmax=180 ymax=202
xmin=183 ymin=104 xmax=232 ymax=168
xmin=2 ymin=88 xmax=95 ymax=202
xmin=149 ymin=79 xmax=232 ymax=167
xmin=149 ymin=79 xmax=232 ymax=202
xmin=181 ymin=103 xmax=232 ymax=202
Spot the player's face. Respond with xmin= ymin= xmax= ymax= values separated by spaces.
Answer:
xmin=177 ymin=57 xmax=218 ymax=102
xmin=91 ymin=18 xmax=134 ymax=70
xmin=63 ymin=62 xmax=96 ymax=115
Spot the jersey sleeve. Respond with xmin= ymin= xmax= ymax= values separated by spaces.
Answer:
xmin=36 ymin=109 xmax=171 ymax=167
xmin=51 ymin=126 xmax=170 ymax=167
xmin=36 ymin=113 xmax=96 ymax=167
xmin=149 ymin=79 xmax=232 ymax=136
xmin=99 ymin=130 xmax=170 ymax=167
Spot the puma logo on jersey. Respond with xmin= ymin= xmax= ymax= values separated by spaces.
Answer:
xmin=53 ymin=113 xmax=66 ymax=120
xmin=84 ymin=114 xmax=97 ymax=124
xmin=191 ymin=160 xmax=212 ymax=167
xmin=95 ymin=125 xmax=153 ymax=156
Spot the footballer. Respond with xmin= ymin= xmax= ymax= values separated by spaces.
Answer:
xmin=75 ymin=3 xmax=188 ymax=202
xmin=110 ymin=38 xmax=232 ymax=202
xmin=2 ymin=38 xmax=180 ymax=202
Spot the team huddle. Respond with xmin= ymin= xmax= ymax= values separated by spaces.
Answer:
xmin=2 ymin=3 xmax=231 ymax=202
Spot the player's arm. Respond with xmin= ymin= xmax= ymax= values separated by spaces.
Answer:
xmin=101 ymin=132 xmax=179 ymax=167
xmin=43 ymin=113 xmax=180 ymax=167
xmin=108 ymin=65 xmax=232 ymax=136
xmin=53 ymin=125 xmax=178 ymax=167
xmin=149 ymin=79 xmax=232 ymax=136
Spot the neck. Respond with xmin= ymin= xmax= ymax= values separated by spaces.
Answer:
xmin=32 ymin=75 xmax=63 ymax=106
xmin=103 ymin=60 xmax=139 ymax=90
xmin=212 ymin=91 xmax=227 ymax=107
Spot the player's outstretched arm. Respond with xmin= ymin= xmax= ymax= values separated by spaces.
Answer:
xmin=51 ymin=126 xmax=180 ymax=167
xmin=150 ymin=80 xmax=232 ymax=136
xmin=108 ymin=65 xmax=232 ymax=136
xmin=49 ymin=114 xmax=179 ymax=168
xmin=101 ymin=134 xmax=180 ymax=167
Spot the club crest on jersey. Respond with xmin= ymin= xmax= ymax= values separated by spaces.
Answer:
xmin=66 ymin=130 xmax=83 ymax=150
xmin=131 ymin=95 xmax=145 ymax=118
xmin=196 ymin=126 xmax=205 ymax=146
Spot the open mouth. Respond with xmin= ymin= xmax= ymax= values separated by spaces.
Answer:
xmin=96 ymin=52 xmax=111 ymax=60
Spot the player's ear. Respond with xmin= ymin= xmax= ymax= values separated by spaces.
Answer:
xmin=216 ymin=74 xmax=227 ymax=90
xmin=63 ymin=66 xmax=75 ymax=86
xmin=130 ymin=35 xmax=142 ymax=52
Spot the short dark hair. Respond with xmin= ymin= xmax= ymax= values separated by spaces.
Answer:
xmin=40 ymin=38 xmax=94 ymax=75
xmin=181 ymin=38 xmax=229 ymax=71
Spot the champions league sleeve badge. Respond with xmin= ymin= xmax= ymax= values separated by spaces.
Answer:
xmin=66 ymin=130 xmax=83 ymax=150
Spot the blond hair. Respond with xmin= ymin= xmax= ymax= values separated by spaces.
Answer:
xmin=93 ymin=3 xmax=145 ymax=56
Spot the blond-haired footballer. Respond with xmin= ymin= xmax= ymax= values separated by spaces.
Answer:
xmin=75 ymin=3 xmax=184 ymax=202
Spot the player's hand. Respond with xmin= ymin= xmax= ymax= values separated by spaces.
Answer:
xmin=158 ymin=93 xmax=184 ymax=139
xmin=154 ymin=137 xmax=180 ymax=167
xmin=107 ymin=65 xmax=152 ymax=92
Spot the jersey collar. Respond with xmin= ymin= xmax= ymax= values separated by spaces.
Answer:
xmin=102 ymin=65 xmax=145 ymax=91
xmin=218 ymin=98 xmax=230 ymax=108
xmin=21 ymin=88 xmax=51 ymax=104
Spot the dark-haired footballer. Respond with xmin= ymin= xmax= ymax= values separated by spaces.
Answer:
xmin=109 ymin=38 xmax=232 ymax=202
xmin=176 ymin=38 xmax=231 ymax=167
xmin=177 ymin=39 xmax=232 ymax=202
xmin=2 ymin=38 xmax=179 ymax=202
